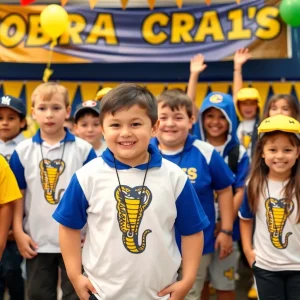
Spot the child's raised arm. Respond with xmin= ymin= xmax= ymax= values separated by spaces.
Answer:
xmin=59 ymin=225 xmax=96 ymax=300
xmin=187 ymin=54 xmax=207 ymax=119
xmin=233 ymin=48 xmax=251 ymax=101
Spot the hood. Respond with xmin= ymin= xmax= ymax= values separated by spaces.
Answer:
xmin=235 ymin=87 xmax=262 ymax=121
xmin=198 ymin=92 xmax=239 ymax=158
xmin=101 ymin=143 xmax=162 ymax=170
xmin=151 ymin=134 xmax=197 ymax=152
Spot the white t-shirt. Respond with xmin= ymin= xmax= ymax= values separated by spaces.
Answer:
xmin=0 ymin=133 xmax=25 ymax=161
xmin=9 ymin=130 xmax=96 ymax=253
xmin=236 ymin=119 xmax=256 ymax=159
xmin=94 ymin=140 xmax=107 ymax=156
xmin=239 ymin=179 xmax=300 ymax=271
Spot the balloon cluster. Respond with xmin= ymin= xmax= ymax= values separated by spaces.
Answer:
xmin=279 ymin=0 xmax=300 ymax=27
xmin=40 ymin=4 xmax=69 ymax=82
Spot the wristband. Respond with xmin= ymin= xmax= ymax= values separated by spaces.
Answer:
xmin=220 ymin=229 xmax=233 ymax=236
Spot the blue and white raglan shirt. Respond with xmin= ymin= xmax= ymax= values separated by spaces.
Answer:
xmin=9 ymin=129 xmax=96 ymax=253
xmin=151 ymin=135 xmax=234 ymax=255
xmin=239 ymin=180 xmax=300 ymax=271
xmin=53 ymin=144 xmax=209 ymax=300
xmin=195 ymin=92 xmax=250 ymax=241
xmin=0 ymin=132 xmax=25 ymax=162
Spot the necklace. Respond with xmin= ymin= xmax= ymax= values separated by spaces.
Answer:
xmin=113 ymin=154 xmax=151 ymax=234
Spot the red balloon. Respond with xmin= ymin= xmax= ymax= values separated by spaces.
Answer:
xmin=20 ymin=0 xmax=36 ymax=5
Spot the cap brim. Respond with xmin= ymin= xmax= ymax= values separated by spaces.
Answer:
xmin=0 ymin=104 xmax=24 ymax=115
xmin=259 ymin=131 xmax=300 ymax=139
xmin=74 ymin=107 xmax=100 ymax=120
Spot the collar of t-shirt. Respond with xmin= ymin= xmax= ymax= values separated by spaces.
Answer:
xmin=32 ymin=128 xmax=75 ymax=144
xmin=214 ymin=144 xmax=225 ymax=155
xmin=159 ymin=147 xmax=184 ymax=156
xmin=101 ymin=144 xmax=162 ymax=170
xmin=0 ymin=132 xmax=25 ymax=145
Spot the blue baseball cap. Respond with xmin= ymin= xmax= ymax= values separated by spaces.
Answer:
xmin=0 ymin=95 xmax=26 ymax=117
xmin=74 ymin=100 xmax=100 ymax=121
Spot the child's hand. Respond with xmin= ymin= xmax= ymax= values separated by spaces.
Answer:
xmin=190 ymin=54 xmax=207 ymax=74
xmin=158 ymin=280 xmax=192 ymax=300
xmin=215 ymin=232 xmax=233 ymax=260
xmin=14 ymin=231 xmax=38 ymax=259
xmin=72 ymin=274 xmax=97 ymax=300
xmin=244 ymin=248 xmax=256 ymax=268
xmin=234 ymin=48 xmax=251 ymax=70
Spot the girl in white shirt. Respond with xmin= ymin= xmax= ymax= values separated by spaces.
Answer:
xmin=239 ymin=114 xmax=300 ymax=300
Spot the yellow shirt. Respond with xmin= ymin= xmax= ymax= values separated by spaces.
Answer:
xmin=0 ymin=155 xmax=22 ymax=205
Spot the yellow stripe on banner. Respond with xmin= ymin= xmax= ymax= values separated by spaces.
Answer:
xmin=195 ymin=83 xmax=208 ymax=108
xmin=250 ymin=82 xmax=271 ymax=111
xmin=80 ymin=82 xmax=101 ymax=101
xmin=59 ymin=82 xmax=78 ymax=106
xmin=2 ymin=81 xmax=24 ymax=98
xmin=210 ymin=83 xmax=230 ymax=94
xmin=101 ymin=82 xmax=119 ymax=89
xmin=145 ymin=83 xmax=166 ymax=97
xmin=25 ymin=81 xmax=42 ymax=113
xmin=293 ymin=82 xmax=300 ymax=101
xmin=167 ymin=83 xmax=187 ymax=92
xmin=271 ymin=82 xmax=293 ymax=95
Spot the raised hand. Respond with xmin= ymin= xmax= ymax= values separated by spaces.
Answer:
xmin=234 ymin=48 xmax=251 ymax=70
xmin=190 ymin=54 xmax=207 ymax=74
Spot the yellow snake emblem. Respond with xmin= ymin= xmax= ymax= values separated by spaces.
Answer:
xmin=265 ymin=197 xmax=294 ymax=249
xmin=114 ymin=185 xmax=152 ymax=254
xmin=39 ymin=159 xmax=65 ymax=205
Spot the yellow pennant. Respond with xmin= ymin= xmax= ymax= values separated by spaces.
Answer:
xmin=61 ymin=0 xmax=68 ymax=6
xmin=148 ymin=0 xmax=156 ymax=10
xmin=89 ymin=0 xmax=98 ymax=9
xmin=176 ymin=0 xmax=183 ymax=8
xmin=121 ymin=0 xmax=128 ymax=10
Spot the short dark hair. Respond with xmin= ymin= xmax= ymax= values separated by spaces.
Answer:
xmin=99 ymin=83 xmax=157 ymax=126
xmin=157 ymin=89 xmax=193 ymax=118
xmin=74 ymin=109 xmax=99 ymax=124
xmin=19 ymin=113 xmax=27 ymax=132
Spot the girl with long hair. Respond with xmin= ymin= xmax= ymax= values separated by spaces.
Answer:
xmin=239 ymin=114 xmax=300 ymax=300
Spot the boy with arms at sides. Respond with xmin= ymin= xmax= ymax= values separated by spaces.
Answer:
xmin=0 ymin=155 xmax=22 ymax=259
xmin=74 ymin=100 xmax=106 ymax=156
xmin=53 ymin=83 xmax=209 ymax=300
xmin=195 ymin=92 xmax=249 ymax=300
xmin=10 ymin=82 xmax=97 ymax=300
xmin=151 ymin=89 xmax=234 ymax=300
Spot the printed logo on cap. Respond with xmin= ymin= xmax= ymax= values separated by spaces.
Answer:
xmin=209 ymin=94 xmax=223 ymax=103
xmin=1 ymin=96 xmax=11 ymax=105
xmin=82 ymin=100 xmax=97 ymax=107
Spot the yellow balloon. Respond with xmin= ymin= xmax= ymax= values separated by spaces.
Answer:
xmin=40 ymin=4 xmax=69 ymax=40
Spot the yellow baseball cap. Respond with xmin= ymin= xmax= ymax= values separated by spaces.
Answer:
xmin=95 ymin=87 xmax=113 ymax=101
xmin=258 ymin=115 xmax=300 ymax=138
xmin=236 ymin=88 xmax=260 ymax=101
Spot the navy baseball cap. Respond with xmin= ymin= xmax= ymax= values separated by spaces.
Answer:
xmin=74 ymin=100 xmax=100 ymax=121
xmin=0 ymin=95 xmax=26 ymax=117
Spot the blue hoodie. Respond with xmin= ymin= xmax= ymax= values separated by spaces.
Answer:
xmin=151 ymin=134 xmax=234 ymax=254
xmin=193 ymin=92 xmax=250 ymax=241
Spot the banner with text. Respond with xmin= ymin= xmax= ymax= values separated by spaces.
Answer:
xmin=0 ymin=0 xmax=288 ymax=63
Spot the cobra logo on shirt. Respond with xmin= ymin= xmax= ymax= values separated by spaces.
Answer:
xmin=114 ymin=185 xmax=152 ymax=254
xmin=39 ymin=159 xmax=65 ymax=205
xmin=265 ymin=197 xmax=294 ymax=249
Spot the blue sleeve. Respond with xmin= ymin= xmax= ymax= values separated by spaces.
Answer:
xmin=53 ymin=174 xmax=88 ymax=229
xmin=83 ymin=149 xmax=97 ymax=165
xmin=175 ymin=179 xmax=210 ymax=236
xmin=209 ymin=150 xmax=234 ymax=191
xmin=234 ymin=151 xmax=250 ymax=189
xmin=9 ymin=151 xmax=26 ymax=189
xmin=239 ymin=188 xmax=254 ymax=219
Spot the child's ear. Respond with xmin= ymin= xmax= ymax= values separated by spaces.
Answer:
xmin=31 ymin=107 xmax=36 ymax=120
xmin=66 ymin=106 xmax=71 ymax=119
xmin=151 ymin=120 xmax=160 ymax=137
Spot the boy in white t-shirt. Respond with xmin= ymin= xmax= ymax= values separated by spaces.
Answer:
xmin=10 ymin=82 xmax=97 ymax=300
xmin=53 ymin=83 xmax=209 ymax=300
